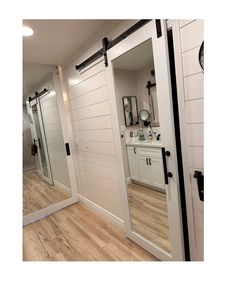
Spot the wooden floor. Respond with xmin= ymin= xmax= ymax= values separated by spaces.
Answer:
xmin=23 ymin=169 xmax=70 ymax=216
xmin=127 ymin=183 xmax=171 ymax=252
xmin=23 ymin=203 xmax=158 ymax=261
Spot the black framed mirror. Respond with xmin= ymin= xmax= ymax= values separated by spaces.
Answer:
xmin=122 ymin=96 xmax=139 ymax=126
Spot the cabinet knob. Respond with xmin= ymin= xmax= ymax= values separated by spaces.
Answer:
xmin=167 ymin=172 xmax=173 ymax=178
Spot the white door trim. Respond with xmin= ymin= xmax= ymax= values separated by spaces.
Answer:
xmin=106 ymin=20 xmax=184 ymax=260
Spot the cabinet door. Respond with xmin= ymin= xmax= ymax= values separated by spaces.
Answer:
xmin=137 ymin=155 xmax=152 ymax=184
xmin=127 ymin=147 xmax=139 ymax=180
xmin=150 ymin=157 xmax=165 ymax=189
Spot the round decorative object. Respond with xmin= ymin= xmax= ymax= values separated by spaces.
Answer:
xmin=139 ymin=109 xmax=150 ymax=121
xmin=199 ymin=41 xmax=204 ymax=71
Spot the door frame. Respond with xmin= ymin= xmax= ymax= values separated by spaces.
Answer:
xmin=106 ymin=20 xmax=185 ymax=260
xmin=23 ymin=65 xmax=79 ymax=226
xmin=30 ymin=97 xmax=54 ymax=185
xmin=167 ymin=20 xmax=198 ymax=260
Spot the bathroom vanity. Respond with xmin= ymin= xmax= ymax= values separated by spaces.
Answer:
xmin=126 ymin=140 xmax=165 ymax=191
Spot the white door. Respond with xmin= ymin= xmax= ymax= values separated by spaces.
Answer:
xmin=137 ymin=155 xmax=152 ymax=184
xmin=107 ymin=20 xmax=185 ymax=260
xmin=150 ymin=157 xmax=165 ymax=189
xmin=127 ymin=147 xmax=139 ymax=180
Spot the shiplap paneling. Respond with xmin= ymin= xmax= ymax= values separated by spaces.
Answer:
xmin=192 ymin=188 xmax=203 ymax=211
xmin=71 ymin=115 xmax=112 ymax=130
xmin=70 ymin=86 xmax=108 ymax=110
xmin=182 ymin=47 xmax=202 ymax=76
xmin=64 ymin=46 xmax=122 ymax=218
xmin=187 ymin=123 xmax=204 ymax=146
xmin=186 ymin=99 xmax=204 ymax=123
xmin=79 ymin=170 xmax=122 ymax=218
xmin=193 ymin=209 xmax=203 ymax=231
xmin=74 ymin=129 xmax=114 ymax=142
xmin=64 ymin=58 xmax=105 ymax=91
xmin=179 ymin=19 xmax=195 ymax=28
xmin=179 ymin=20 xmax=204 ymax=261
xmin=188 ymin=146 xmax=204 ymax=169
xmin=77 ymin=141 xmax=116 ymax=155
xmin=78 ymin=151 xmax=117 ymax=169
xmin=71 ymin=101 xmax=110 ymax=121
xmin=180 ymin=20 xmax=204 ymax=53
xmin=78 ymin=160 xmax=119 ymax=182
xmin=68 ymin=71 xmax=106 ymax=100
xmin=195 ymin=228 xmax=203 ymax=250
xmin=184 ymin=73 xmax=204 ymax=101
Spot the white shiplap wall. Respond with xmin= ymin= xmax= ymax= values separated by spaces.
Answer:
xmin=67 ymin=65 xmax=122 ymax=219
xmin=60 ymin=20 xmax=204 ymax=258
xmin=61 ymin=21 xmax=139 ymax=222
xmin=179 ymin=19 xmax=204 ymax=260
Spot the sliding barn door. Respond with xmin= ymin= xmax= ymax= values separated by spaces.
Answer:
xmin=106 ymin=20 xmax=185 ymax=260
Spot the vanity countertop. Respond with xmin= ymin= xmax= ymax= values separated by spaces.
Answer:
xmin=126 ymin=140 xmax=162 ymax=148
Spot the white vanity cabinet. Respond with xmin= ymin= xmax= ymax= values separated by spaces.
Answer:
xmin=127 ymin=145 xmax=165 ymax=189
xmin=127 ymin=146 xmax=139 ymax=180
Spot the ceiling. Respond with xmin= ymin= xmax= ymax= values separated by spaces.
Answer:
xmin=113 ymin=39 xmax=153 ymax=70
xmin=23 ymin=19 xmax=120 ymax=66
xmin=23 ymin=66 xmax=52 ymax=98
xmin=23 ymin=19 xmax=120 ymax=100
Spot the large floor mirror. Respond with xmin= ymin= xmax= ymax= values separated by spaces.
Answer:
xmin=108 ymin=20 xmax=184 ymax=260
xmin=112 ymin=39 xmax=171 ymax=253
xmin=23 ymin=64 xmax=77 ymax=224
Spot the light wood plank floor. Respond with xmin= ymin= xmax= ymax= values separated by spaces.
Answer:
xmin=23 ymin=169 xmax=70 ymax=216
xmin=127 ymin=183 xmax=171 ymax=253
xmin=23 ymin=203 xmax=158 ymax=261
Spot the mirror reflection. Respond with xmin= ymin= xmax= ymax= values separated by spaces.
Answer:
xmin=122 ymin=96 xmax=139 ymax=126
xmin=23 ymin=65 xmax=71 ymax=217
xmin=113 ymin=39 xmax=171 ymax=252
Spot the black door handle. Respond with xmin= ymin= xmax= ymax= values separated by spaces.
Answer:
xmin=194 ymin=171 xmax=204 ymax=201
xmin=134 ymin=147 xmax=136 ymax=154
xmin=161 ymin=147 xmax=173 ymax=184
xmin=146 ymin=158 xmax=148 ymax=165
xmin=65 ymin=143 xmax=70 ymax=156
xmin=149 ymin=158 xmax=151 ymax=165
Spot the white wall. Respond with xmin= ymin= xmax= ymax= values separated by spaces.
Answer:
xmin=135 ymin=64 xmax=159 ymax=126
xmin=61 ymin=20 xmax=139 ymax=222
xmin=60 ymin=20 xmax=204 ymax=257
xmin=176 ymin=19 xmax=204 ymax=260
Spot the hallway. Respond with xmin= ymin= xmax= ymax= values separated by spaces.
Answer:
xmin=23 ymin=203 xmax=157 ymax=261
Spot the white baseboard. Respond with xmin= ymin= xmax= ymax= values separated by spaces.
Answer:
xmin=126 ymin=177 xmax=132 ymax=185
xmin=23 ymin=165 xmax=37 ymax=172
xmin=78 ymin=194 xmax=125 ymax=230
xmin=54 ymin=180 xmax=71 ymax=195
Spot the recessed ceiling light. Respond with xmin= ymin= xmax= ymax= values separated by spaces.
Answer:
xmin=23 ymin=26 xmax=34 ymax=37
